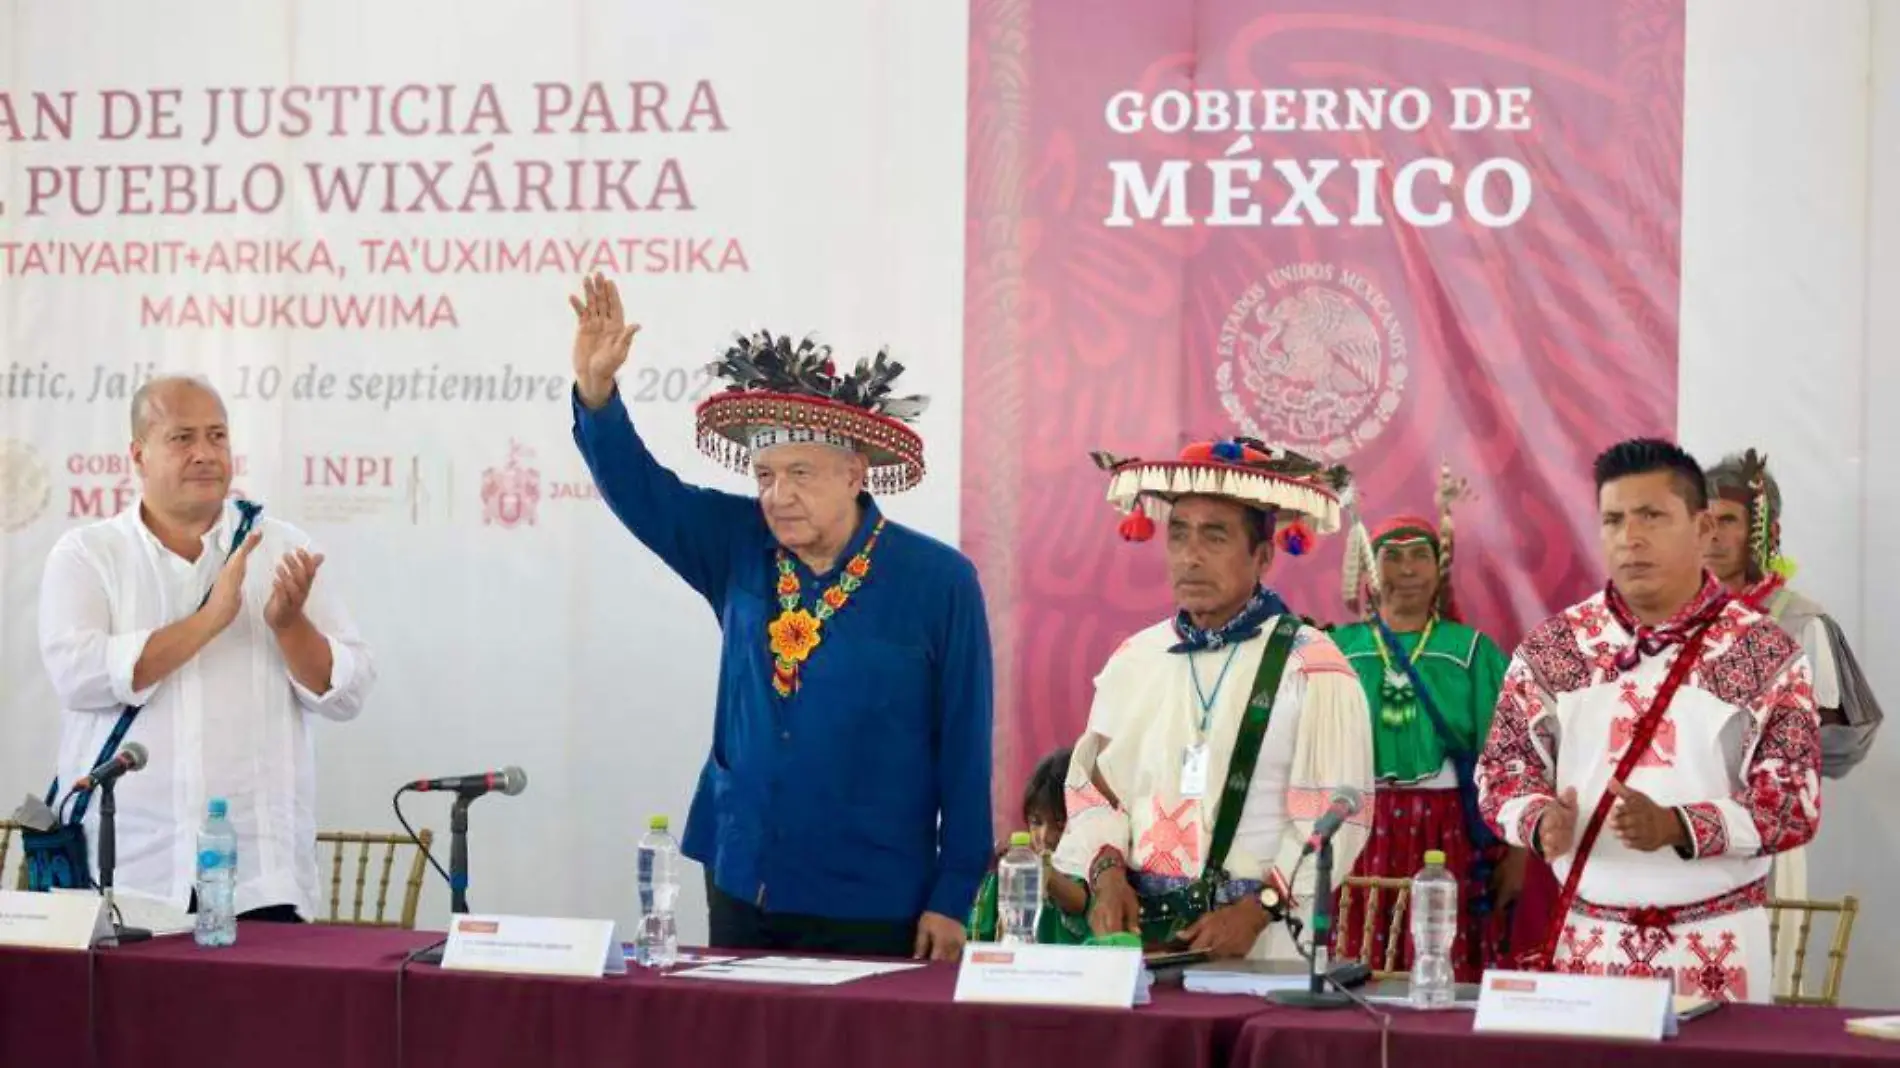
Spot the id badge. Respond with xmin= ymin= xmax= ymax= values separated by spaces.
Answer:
xmin=1180 ymin=742 xmax=1210 ymax=799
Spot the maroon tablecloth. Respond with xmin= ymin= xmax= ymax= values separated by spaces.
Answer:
xmin=7 ymin=925 xmax=1899 ymax=1068
xmin=0 ymin=944 xmax=92 ymax=1067
xmin=1 ymin=924 xmax=1263 ymax=1068
xmin=1233 ymin=999 xmax=1900 ymax=1068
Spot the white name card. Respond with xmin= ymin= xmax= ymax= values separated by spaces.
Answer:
xmin=0 ymin=890 xmax=112 ymax=951
xmin=440 ymin=914 xmax=626 ymax=978
xmin=953 ymin=943 xmax=1144 ymax=1009
xmin=1474 ymin=970 xmax=1677 ymax=1041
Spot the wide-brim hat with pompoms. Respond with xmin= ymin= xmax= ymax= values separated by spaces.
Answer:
xmin=695 ymin=330 xmax=930 ymax=494
xmin=1091 ymin=438 xmax=1351 ymax=556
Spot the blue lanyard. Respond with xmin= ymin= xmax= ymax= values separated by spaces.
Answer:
xmin=1188 ymin=643 xmax=1243 ymax=737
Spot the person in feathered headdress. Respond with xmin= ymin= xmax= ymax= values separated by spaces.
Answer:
xmin=1049 ymin=437 xmax=1374 ymax=959
xmin=1705 ymin=451 xmax=1880 ymax=780
xmin=1327 ymin=465 xmax=1520 ymax=982
xmin=566 ymin=274 xmax=992 ymax=963
xmin=1706 ymin=450 xmax=1882 ymax=998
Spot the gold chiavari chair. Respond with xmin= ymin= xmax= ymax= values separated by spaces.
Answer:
xmin=313 ymin=829 xmax=433 ymax=929
xmin=0 ymin=819 xmax=26 ymax=890
xmin=1768 ymin=894 xmax=1858 ymax=1007
xmin=1336 ymin=874 xmax=1414 ymax=980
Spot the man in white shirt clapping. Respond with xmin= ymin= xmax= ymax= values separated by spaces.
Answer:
xmin=37 ymin=375 xmax=375 ymax=921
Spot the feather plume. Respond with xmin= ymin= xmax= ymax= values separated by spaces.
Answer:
xmin=704 ymin=333 xmax=927 ymax=423
xmin=1738 ymin=448 xmax=1777 ymax=580
xmin=1340 ymin=483 xmax=1377 ymax=618
xmin=1434 ymin=461 xmax=1474 ymax=622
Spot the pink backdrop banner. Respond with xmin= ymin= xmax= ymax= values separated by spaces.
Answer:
xmin=963 ymin=0 xmax=1686 ymax=805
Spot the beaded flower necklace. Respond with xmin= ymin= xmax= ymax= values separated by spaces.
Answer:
xmin=767 ymin=518 xmax=887 ymax=697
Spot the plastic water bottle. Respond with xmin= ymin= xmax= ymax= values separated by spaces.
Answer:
xmin=1409 ymin=848 xmax=1458 ymax=1008
xmin=997 ymin=831 xmax=1044 ymax=945
xmin=635 ymin=816 xmax=680 ymax=969
xmin=194 ymin=798 xmax=239 ymax=948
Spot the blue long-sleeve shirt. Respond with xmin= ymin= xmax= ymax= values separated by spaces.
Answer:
xmin=573 ymin=388 xmax=994 ymax=922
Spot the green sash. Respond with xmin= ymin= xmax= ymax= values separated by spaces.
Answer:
xmin=1137 ymin=615 xmax=1301 ymax=946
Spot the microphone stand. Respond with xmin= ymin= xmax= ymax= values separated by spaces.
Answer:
xmin=448 ymin=794 xmax=472 ymax=914
xmin=97 ymin=780 xmax=152 ymax=944
xmin=1266 ymin=838 xmax=1349 ymax=1009
xmin=412 ymin=793 xmax=474 ymax=966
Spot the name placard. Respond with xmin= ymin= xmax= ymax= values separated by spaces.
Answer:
xmin=440 ymin=914 xmax=625 ymax=978
xmin=1474 ymin=970 xmax=1677 ymax=1041
xmin=953 ymin=943 xmax=1144 ymax=1009
xmin=0 ymin=890 xmax=111 ymax=951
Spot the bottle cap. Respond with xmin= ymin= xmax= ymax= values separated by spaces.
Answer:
xmin=208 ymin=798 xmax=229 ymax=819
xmin=1010 ymin=831 xmax=1032 ymax=848
xmin=649 ymin=815 xmax=669 ymax=831
xmin=1422 ymin=849 xmax=1446 ymax=866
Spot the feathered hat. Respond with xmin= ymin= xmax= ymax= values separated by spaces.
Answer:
xmin=1090 ymin=437 xmax=1350 ymax=555
xmin=1708 ymin=449 xmax=1795 ymax=583
xmin=696 ymin=331 xmax=929 ymax=494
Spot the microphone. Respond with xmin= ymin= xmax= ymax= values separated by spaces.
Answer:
xmin=398 ymin=765 xmax=527 ymax=943
xmin=72 ymin=742 xmax=149 ymax=792
xmin=407 ymin=766 xmax=527 ymax=798
xmin=1299 ymin=786 xmax=1366 ymax=856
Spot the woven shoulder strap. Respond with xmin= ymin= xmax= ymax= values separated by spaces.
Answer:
xmin=1203 ymin=615 xmax=1302 ymax=879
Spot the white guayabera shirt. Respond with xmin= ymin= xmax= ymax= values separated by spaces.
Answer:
xmin=38 ymin=497 xmax=374 ymax=917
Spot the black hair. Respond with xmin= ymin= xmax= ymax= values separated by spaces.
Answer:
xmin=1242 ymin=507 xmax=1275 ymax=552
xmin=1021 ymin=747 xmax=1072 ymax=823
xmin=1592 ymin=438 xmax=1708 ymax=513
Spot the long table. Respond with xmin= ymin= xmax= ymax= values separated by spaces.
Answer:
xmin=1233 ymin=996 xmax=1900 ymax=1068
xmin=2 ymin=924 xmax=1896 ymax=1068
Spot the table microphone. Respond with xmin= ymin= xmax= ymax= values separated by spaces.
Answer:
xmin=400 ymin=765 xmax=527 ymax=964
xmin=1299 ymin=786 xmax=1365 ymax=856
xmin=406 ymin=766 xmax=527 ymax=798
xmin=72 ymin=742 xmax=149 ymax=792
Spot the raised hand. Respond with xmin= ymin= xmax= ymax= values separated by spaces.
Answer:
xmin=568 ymin=273 xmax=640 ymax=409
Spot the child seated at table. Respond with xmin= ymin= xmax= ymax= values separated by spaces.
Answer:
xmin=966 ymin=747 xmax=1091 ymax=944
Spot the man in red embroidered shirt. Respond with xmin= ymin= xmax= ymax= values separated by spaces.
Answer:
xmin=1477 ymin=439 xmax=1821 ymax=1003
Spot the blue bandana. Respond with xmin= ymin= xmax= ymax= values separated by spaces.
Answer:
xmin=1168 ymin=585 xmax=1293 ymax=654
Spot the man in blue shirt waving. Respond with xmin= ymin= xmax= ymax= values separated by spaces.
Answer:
xmin=567 ymin=274 xmax=993 ymax=960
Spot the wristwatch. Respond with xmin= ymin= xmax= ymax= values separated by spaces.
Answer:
xmin=1257 ymin=883 xmax=1286 ymax=920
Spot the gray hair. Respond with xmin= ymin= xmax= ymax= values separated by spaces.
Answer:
xmin=130 ymin=374 xmax=225 ymax=439
xmin=1706 ymin=452 xmax=1781 ymax=516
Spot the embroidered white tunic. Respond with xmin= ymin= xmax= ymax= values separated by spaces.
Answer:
xmin=1478 ymin=589 xmax=1820 ymax=1002
xmin=1054 ymin=616 xmax=1374 ymax=960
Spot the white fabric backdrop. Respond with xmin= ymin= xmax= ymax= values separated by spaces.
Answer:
xmin=1679 ymin=0 xmax=1898 ymax=1008
xmin=0 ymin=0 xmax=970 ymax=947
xmin=2 ymin=0 xmax=1898 ymax=1008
